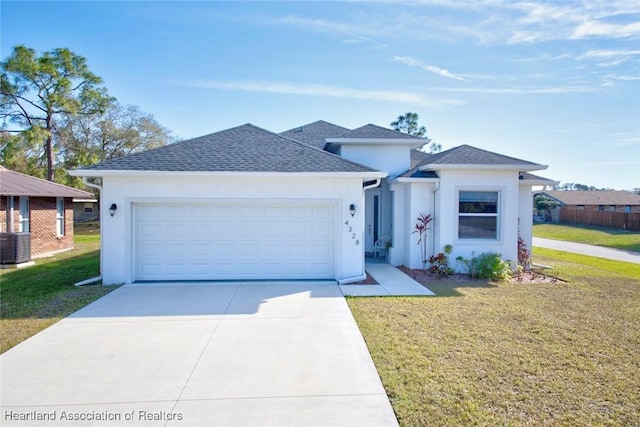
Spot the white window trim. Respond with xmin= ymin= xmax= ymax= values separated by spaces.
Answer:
xmin=456 ymin=188 xmax=502 ymax=242
xmin=56 ymin=197 xmax=65 ymax=237
xmin=19 ymin=196 xmax=30 ymax=233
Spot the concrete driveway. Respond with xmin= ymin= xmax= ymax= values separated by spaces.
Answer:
xmin=1 ymin=282 xmax=398 ymax=427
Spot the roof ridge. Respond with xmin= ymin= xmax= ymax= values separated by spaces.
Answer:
xmin=281 ymin=120 xmax=351 ymax=133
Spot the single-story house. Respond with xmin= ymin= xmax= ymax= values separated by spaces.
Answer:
xmin=73 ymin=197 xmax=100 ymax=222
xmin=538 ymin=190 xmax=640 ymax=213
xmin=69 ymin=121 xmax=553 ymax=285
xmin=0 ymin=166 xmax=94 ymax=260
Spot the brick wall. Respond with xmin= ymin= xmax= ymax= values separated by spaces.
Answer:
xmin=0 ymin=197 xmax=6 ymax=232
xmin=1 ymin=195 xmax=75 ymax=258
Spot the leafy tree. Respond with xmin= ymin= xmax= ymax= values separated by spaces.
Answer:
xmin=391 ymin=112 xmax=441 ymax=153
xmin=1 ymin=45 xmax=113 ymax=181
xmin=557 ymin=182 xmax=602 ymax=191
xmin=0 ymin=131 xmax=45 ymax=178
xmin=391 ymin=112 xmax=427 ymax=137
xmin=534 ymin=194 xmax=560 ymax=222
xmin=58 ymin=102 xmax=174 ymax=170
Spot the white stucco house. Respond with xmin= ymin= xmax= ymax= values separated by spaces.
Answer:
xmin=69 ymin=121 xmax=553 ymax=285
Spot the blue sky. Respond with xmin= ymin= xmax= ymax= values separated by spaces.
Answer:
xmin=2 ymin=1 xmax=639 ymax=190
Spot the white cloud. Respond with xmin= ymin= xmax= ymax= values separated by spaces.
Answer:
xmin=603 ymin=74 xmax=640 ymax=81
xmin=186 ymin=79 xmax=464 ymax=107
xmin=427 ymin=86 xmax=596 ymax=95
xmin=393 ymin=56 xmax=470 ymax=82
xmin=578 ymin=49 xmax=640 ymax=59
xmin=571 ymin=20 xmax=640 ymax=39
xmin=272 ymin=15 xmax=387 ymax=49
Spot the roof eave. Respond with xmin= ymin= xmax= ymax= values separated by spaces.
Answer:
xmin=418 ymin=164 xmax=548 ymax=172
xmin=69 ymin=169 xmax=388 ymax=179
xmin=326 ymin=138 xmax=425 ymax=149
xmin=520 ymin=179 xmax=559 ymax=186
xmin=390 ymin=177 xmax=441 ymax=184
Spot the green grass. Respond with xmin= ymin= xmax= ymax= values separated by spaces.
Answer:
xmin=0 ymin=222 xmax=116 ymax=353
xmin=534 ymin=223 xmax=640 ymax=252
xmin=348 ymin=251 xmax=640 ymax=426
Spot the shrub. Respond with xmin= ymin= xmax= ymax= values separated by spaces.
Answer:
xmin=457 ymin=252 xmax=513 ymax=282
xmin=428 ymin=245 xmax=454 ymax=278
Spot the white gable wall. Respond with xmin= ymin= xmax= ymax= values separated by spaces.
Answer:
xmin=340 ymin=145 xmax=410 ymax=177
xmin=99 ymin=174 xmax=366 ymax=284
xmin=435 ymin=169 xmax=521 ymax=269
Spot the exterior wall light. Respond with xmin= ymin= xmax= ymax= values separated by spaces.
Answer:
xmin=349 ymin=203 xmax=356 ymax=217
xmin=109 ymin=203 xmax=117 ymax=217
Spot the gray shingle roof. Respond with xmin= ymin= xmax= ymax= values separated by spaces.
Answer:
xmin=345 ymin=124 xmax=423 ymax=140
xmin=417 ymin=144 xmax=544 ymax=168
xmin=280 ymin=120 xmax=351 ymax=149
xmin=397 ymin=150 xmax=439 ymax=178
xmin=78 ymin=124 xmax=376 ymax=173
xmin=539 ymin=190 xmax=640 ymax=206
xmin=0 ymin=167 xmax=93 ymax=198
xmin=519 ymin=172 xmax=556 ymax=183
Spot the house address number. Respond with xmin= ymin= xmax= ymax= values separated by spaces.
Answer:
xmin=344 ymin=220 xmax=359 ymax=245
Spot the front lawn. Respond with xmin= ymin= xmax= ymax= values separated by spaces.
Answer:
xmin=348 ymin=250 xmax=640 ymax=426
xmin=0 ymin=222 xmax=116 ymax=353
xmin=534 ymin=223 xmax=640 ymax=252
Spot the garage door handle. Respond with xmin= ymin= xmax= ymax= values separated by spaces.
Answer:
xmin=368 ymin=224 xmax=371 ymax=235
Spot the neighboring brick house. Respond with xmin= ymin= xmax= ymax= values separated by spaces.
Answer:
xmin=0 ymin=166 xmax=93 ymax=259
xmin=539 ymin=190 xmax=640 ymax=213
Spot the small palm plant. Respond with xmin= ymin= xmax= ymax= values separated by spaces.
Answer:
xmin=412 ymin=213 xmax=432 ymax=270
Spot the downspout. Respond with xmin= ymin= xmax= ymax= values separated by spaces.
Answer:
xmin=75 ymin=177 xmax=103 ymax=286
xmin=346 ymin=178 xmax=382 ymax=285
xmin=363 ymin=178 xmax=381 ymax=192
xmin=431 ymin=181 xmax=440 ymax=258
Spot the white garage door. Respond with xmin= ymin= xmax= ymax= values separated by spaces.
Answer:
xmin=134 ymin=202 xmax=336 ymax=281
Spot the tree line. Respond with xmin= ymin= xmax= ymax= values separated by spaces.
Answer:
xmin=1 ymin=46 xmax=442 ymax=192
xmin=1 ymin=45 xmax=174 ymax=190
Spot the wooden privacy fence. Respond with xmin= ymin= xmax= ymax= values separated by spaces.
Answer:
xmin=559 ymin=209 xmax=640 ymax=231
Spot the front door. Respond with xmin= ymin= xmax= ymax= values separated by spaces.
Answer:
xmin=364 ymin=189 xmax=381 ymax=255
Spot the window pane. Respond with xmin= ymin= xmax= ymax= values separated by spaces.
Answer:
xmin=459 ymin=191 xmax=498 ymax=214
xmin=458 ymin=216 xmax=497 ymax=239
xmin=19 ymin=197 xmax=30 ymax=233
xmin=56 ymin=198 xmax=65 ymax=236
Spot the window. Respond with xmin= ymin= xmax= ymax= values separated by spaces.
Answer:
xmin=19 ymin=196 xmax=30 ymax=233
xmin=598 ymin=205 xmax=604 ymax=211
xmin=625 ymin=205 xmax=632 ymax=213
xmin=577 ymin=205 xmax=585 ymax=210
xmin=609 ymin=205 xmax=616 ymax=212
xmin=56 ymin=198 xmax=65 ymax=236
xmin=458 ymin=191 xmax=499 ymax=239
xmin=84 ymin=202 xmax=94 ymax=214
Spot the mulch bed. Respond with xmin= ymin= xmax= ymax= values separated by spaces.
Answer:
xmin=397 ymin=265 xmax=561 ymax=284
xmin=351 ymin=266 xmax=560 ymax=287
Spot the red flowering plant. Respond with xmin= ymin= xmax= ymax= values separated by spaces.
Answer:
xmin=412 ymin=213 xmax=432 ymax=270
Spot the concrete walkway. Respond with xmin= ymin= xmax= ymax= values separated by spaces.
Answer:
xmin=0 ymin=282 xmax=398 ymax=427
xmin=533 ymin=237 xmax=640 ymax=264
xmin=340 ymin=261 xmax=435 ymax=296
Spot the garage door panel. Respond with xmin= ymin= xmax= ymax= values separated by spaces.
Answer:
xmin=135 ymin=203 xmax=336 ymax=281
xmin=312 ymin=207 xmax=332 ymax=218
xmin=313 ymin=243 xmax=333 ymax=257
